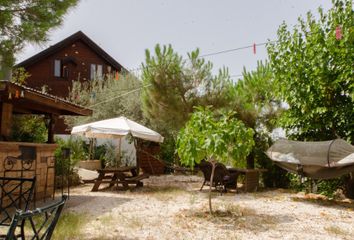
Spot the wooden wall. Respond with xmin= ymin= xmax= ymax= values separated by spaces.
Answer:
xmin=23 ymin=40 xmax=120 ymax=134
xmin=137 ymin=143 xmax=165 ymax=175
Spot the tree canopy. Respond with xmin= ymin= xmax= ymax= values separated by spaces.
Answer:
xmin=176 ymin=107 xmax=254 ymax=169
xmin=0 ymin=0 xmax=78 ymax=66
xmin=226 ymin=61 xmax=284 ymax=170
xmin=65 ymin=73 xmax=146 ymax=128
xmin=141 ymin=44 xmax=233 ymax=135
xmin=267 ymin=0 xmax=354 ymax=142
xmin=228 ymin=61 xmax=282 ymax=132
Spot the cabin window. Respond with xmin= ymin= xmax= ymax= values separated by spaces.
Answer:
xmin=54 ymin=60 xmax=61 ymax=77
xmin=97 ymin=65 xmax=103 ymax=80
xmin=54 ymin=59 xmax=69 ymax=79
xmin=90 ymin=64 xmax=103 ymax=80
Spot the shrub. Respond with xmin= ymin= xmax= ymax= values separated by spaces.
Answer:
xmin=54 ymin=137 xmax=86 ymax=176
xmin=11 ymin=115 xmax=47 ymax=143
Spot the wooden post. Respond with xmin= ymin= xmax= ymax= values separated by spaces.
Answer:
xmin=47 ymin=114 xmax=57 ymax=143
xmin=134 ymin=138 xmax=140 ymax=174
xmin=0 ymin=102 xmax=13 ymax=140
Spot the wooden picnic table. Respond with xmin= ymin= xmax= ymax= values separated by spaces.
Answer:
xmin=227 ymin=168 xmax=267 ymax=192
xmin=91 ymin=166 xmax=149 ymax=192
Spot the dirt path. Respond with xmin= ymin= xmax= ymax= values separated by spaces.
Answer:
xmin=65 ymin=175 xmax=354 ymax=240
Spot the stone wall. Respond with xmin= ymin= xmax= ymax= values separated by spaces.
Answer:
xmin=0 ymin=141 xmax=58 ymax=201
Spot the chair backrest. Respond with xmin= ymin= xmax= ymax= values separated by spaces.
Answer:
xmin=199 ymin=160 xmax=212 ymax=181
xmin=0 ymin=177 xmax=36 ymax=226
xmin=199 ymin=161 xmax=231 ymax=183
xmin=212 ymin=163 xmax=230 ymax=184
xmin=6 ymin=195 xmax=67 ymax=240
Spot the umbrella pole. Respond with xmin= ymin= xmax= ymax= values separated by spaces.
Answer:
xmin=134 ymin=138 xmax=140 ymax=174
xmin=117 ymin=138 xmax=122 ymax=167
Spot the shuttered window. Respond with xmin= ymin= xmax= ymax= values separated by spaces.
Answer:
xmin=97 ymin=65 xmax=103 ymax=80
xmin=90 ymin=64 xmax=96 ymax=80
xmin=54 ymin=60 xmax=61 ymax=77
xmin=90 ymin=64 xmax=104 ymax=80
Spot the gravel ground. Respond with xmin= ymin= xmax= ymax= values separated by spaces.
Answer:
xmin=64 ymin=174 xmax=354 ymax=240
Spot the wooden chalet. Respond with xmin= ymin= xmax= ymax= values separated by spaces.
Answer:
xmin=0 ymin=80 xmax=92 ymax=200
xmin=16 ymin=31 xmax=126 ymax=133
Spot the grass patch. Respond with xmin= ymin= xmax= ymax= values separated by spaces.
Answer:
xmin=52 ymin=212 xmax=87 ymax=240
xmin=99 ymin=213 xmax=115 ymax=225
xmin=140 ymin=186 xmax=186 ymax=201
xmin=292 ymin=195 xmax=354 ymax=210
xmin=176 ymin=203 xmax=277 ymax=232
xmin=125 ymin=216 xmax=144 ymax=229
xmin=324 ymin=225 xmax=348 ymax=236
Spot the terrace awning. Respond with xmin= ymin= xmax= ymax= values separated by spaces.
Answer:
xmin=0 ymin=81 xmax=92 ymax=116
xmin=0 ymin=80 xmax=92 ymax=142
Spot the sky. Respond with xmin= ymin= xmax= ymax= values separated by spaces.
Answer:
xmin=18 ymin=0 xmax=332 ymax=78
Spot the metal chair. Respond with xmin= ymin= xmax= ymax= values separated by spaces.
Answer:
xmin=44 ymin=156 xmax=56 ymax=202
xmin=4 ymin=195 xmax=67 ymax=240
xmin=60 ymin=148 xmax=71 ymax=199
xmin=0 ymin=177 xmax=36 ymax=227
xmin=3 ymin=146 xmax=37 ymax=205
xmin=4 ymin=146 xmax=37 ymax=174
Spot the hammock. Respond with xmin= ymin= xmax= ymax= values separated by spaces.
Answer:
xmin=266 ymin=139 xmax=354 ymax=179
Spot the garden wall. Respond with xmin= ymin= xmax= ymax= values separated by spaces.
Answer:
xmin=0 ymin=141 xmax=58 ymax=201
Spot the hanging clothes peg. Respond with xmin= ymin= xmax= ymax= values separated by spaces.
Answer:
xmin=335 ymin=26 xmax=342 ymax=40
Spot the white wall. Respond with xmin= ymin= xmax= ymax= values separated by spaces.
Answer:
xmin=55 ymin=134 xmax=137 ymax=165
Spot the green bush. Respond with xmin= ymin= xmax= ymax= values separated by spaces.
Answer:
xmin=11 ymin=115 xmax=47 ymax=143
xmin=257 ymin=153 xmax=290 ymax=188
xmin=160 ymin=136 xmax=177 ymax=165
xmin=287 ymin=173 xmax=346 ymax=199
xmin=54 ymin=137 xmax=86 ymax=176
xmin=316 ymin=179 xmax=344 ymax=198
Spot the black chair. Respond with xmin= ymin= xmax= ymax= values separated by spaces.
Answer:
xmin=44 ymin=156 xmax=56 ymax=202
xmin=3 ymin=146 xmax=37 ymax=206
xmin=214 ymin=163 xmax=240 ymax=193
xmin=60 ymin=148 xmax=71 ymax=199
xmin=4 ymin=195 xmax=67 ymax=240
xmin=199 ymin=160 xmax=212 ymax=191
xmin=4 ymin=146 xmax=37 ymax=173
xmin=0 ymin=177 xmax=36 ymax=227
xmin=199 ymin=160 xmax=240 ymax=193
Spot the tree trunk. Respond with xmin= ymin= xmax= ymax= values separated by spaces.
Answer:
xmin=209 ymin=159 xmax=216 ymax=215
xmin=246 ymin=151 xmax=255 ymax=169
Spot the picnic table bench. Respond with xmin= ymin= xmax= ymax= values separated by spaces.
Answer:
xmin=91 ymin=167 xmax=149 ymax=191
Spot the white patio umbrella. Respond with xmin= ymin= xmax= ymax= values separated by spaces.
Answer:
xmin=71 ymin=116 xmax=164 ymax=167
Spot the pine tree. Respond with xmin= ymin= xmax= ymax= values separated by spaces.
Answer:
xmin=141 ymin=44 xmax=232 ymax=135
xmin=0 ymin=0 xmax=79 ymax=67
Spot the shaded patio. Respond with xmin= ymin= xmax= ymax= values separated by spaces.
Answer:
xmin=0 ymin=80 xmax=92 ymax=200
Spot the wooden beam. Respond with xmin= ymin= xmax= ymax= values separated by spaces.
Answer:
xmin=47 ymin=114 xmax=58 ymax=144
xmin=0 ymin=102 xmax=13 ymax=139
xmin=6 ymin=84 xmax=92 ymax=116
xmin=12 ymin=100 xmax=62 ymax=115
